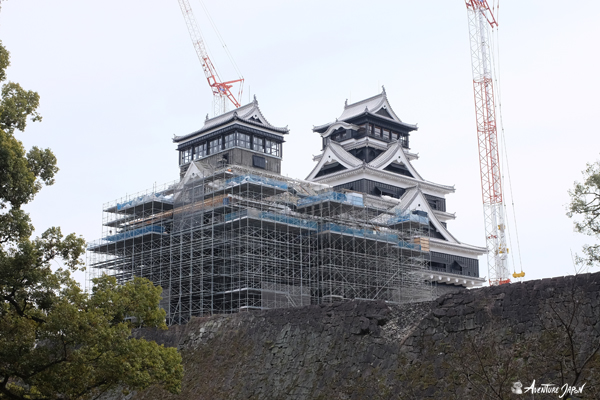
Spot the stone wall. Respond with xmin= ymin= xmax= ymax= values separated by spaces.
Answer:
xmin=123 ymin=272 xmax=600 ymax=399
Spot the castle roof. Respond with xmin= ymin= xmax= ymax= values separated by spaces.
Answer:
xmin=306 ymin=139 xmax=454 ymax=195
xmin=313 ymin=88 xmax=418 ymax=133
xmin=173 ymin=96 xmax=288 ymax=143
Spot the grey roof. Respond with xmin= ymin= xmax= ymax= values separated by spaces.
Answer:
xmin=328 ymin=141 xmax=363 ymax=167
xmin=174 ymin=96 xmax=288 ymax=143
xmin=319 ymin=121 xmax=360 ymax=138
xmin=313 ymin=88 xmax=418 ymax=132
xmin=367 ymin=141 xmax=423 ymax=180
xmin=398 ymin=187 xmax=461 ymax=244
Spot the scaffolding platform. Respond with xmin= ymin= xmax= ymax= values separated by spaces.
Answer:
xmin=87 ymin=167 xmax=431 ymax=325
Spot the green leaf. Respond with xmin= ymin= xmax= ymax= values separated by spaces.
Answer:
xmin=0 ymin=39 xmax=183 ymax=400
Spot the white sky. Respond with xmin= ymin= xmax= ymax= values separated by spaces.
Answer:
xmin=2 ymin=1 xmax=599 ymax=285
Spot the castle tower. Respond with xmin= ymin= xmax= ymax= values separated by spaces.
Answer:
xmin=173 ymin=96 xmax=288 ymax=177
xmin=307 ymin=89 xmax=486 ymax=292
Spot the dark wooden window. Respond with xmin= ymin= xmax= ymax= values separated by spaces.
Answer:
xmin=193 ymin=143 xmax=207 ymax=159
xmin=399 ymin=134 xmax=409 ymax=148
xmin=253 ymin=136 xmax=264 ymax=152
xmin=224 ymin=134 xmax=235 ymax=149
xmin=252 ymin=155 xmax=266 ymax=169
xmin=180 ymin=148 xmax=192 ymax=164
xmin=209 ymin=138 xmax=221 ymax=154
xmin=265 ymin=140 xmax=280 ymax=157
xmin=237 ymin=132 xmax=251 ymax=149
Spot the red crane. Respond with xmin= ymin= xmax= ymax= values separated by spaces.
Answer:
xmin=464 ymin=0 xmax=511 ymax=285
xmin=177 ymin=0 xmax=244 ymax=115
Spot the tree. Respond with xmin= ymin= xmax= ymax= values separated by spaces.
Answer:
xmin=0 ymin=40 xmax=183 ymax=399
xmin=567 ymin=159 xmax=600 ymax=269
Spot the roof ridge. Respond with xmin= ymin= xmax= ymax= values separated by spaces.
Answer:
xmin=174 ymin=98 xmax=288 ymax=142
xmin=411 ymin=188 xmax=460 ymax=244
xmin=368 ymin=141 xmax=399 ymax=169
xmin=344 ymin=91 xmax=385 ymax=110
xmin=320 ymin=121 xmax=359 ymax=138
xmin=329 ymin=141 xmax=363 ymax=167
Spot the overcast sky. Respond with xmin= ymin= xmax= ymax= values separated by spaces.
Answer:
xmin=2 ymin=1 xmax=599 ymax=286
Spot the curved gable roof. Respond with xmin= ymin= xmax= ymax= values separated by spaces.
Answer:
xmin=313 ymin=88 xmax=418 ymax=133
xmin=174 ymin=96 xmax=288 ymax=143
xmin=398 ymin=187 xmax=460 ymax=244
xmin=368 ymin=141 xmax=423 ymax=180
xmin=306 ymin=141 xmax=362 ymax=181
xmin=338 ymin=88 xmax=403 ymax=124
xmin=320 ymin=121 xmax=360 ymax=138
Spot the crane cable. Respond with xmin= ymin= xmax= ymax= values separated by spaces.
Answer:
xmin=489 ymin=1 xmax=525 ymax=278
xmin=198 ymin=0 xmax=244 ymax=81
xmin=488 ymin=3 xmax=518 ymax=275
xmin=491 ymin=1 xmax=518 ymax=275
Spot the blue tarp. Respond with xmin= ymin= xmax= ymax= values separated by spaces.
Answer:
xmin=116 ymin=193 xmax=173 ymax=211
xmin=104 ymin=225 xmax=165 ymax=242
xmin=297 ymin=191 xmax=364 ymax=207
xmin=386 ymin=211 xmax=429 ymax=226
xmin=260 ymin=212 xmax=318 ymax=230
xmin=223 ymin=210 xmax=248 ymax=223
xmin=398 ymin=240 xmax=421 ymax=250
xmin=224 ymin=175 xmax=288 ymax=190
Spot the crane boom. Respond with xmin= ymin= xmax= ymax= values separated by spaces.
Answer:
xmin=464 ymin=0 xmax=510 ymax=285
xmin=177 ymin=0 xmax=243 ymax=114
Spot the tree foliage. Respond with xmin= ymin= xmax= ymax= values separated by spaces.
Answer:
xmin=568 ymin=159 xmax=600 ymax=268
xmin=0 ymin=40 xmax=182 ymax=399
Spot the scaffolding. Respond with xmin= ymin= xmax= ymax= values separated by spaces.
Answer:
xmin=87 ymin=164 xmax=432 ymax=325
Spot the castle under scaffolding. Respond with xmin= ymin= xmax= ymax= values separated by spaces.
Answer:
xmin=88 ymin=91 xmax=488 ymax=325
xmin=87 ymin=164 xmax=432 ymax=325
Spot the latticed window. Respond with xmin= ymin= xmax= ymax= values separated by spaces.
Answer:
xmin=224 ymin=134 xmax=235 ymax=149
xmin=399 ymin=134 xmax=409 ymax=148
xmin=194 ymin=143 xmax=207 ymax=159
xmin=237 ymin=132 xmax=251 ymax=149
xmin=265 ymin=139 xmax=273 ymax=155
xmin=383 ymin=129 xmax=391 ymax=141
xmin=275 ymin=142 xmax=281 ymax=156
xmin=180 ymin=148 xmax=192 ymax=164
xmin=253 ymin=136 xmax=264 ymax=152
xmin=209 ymin=138 xmax=221 ymax=154
xmin=265 ymin=140 xmax=280 ymax=157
